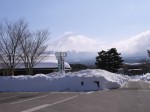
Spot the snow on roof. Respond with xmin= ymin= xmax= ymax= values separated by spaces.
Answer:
xmin=15 ymin=62 xmax=71 ymax=69
xmin=42 ymin=54 xmax=58 ymax=62
xmin=0 ymin=54 xmax=71 ymax=69
xmin=124 ymin=63 xmax=143 ymax=66
xmin=128 ymin=69 xmax=143 ymax=71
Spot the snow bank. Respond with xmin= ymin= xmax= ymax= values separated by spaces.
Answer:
xmin=0 ymin=69 xmax=129 ymax=92
xmin=134 ymin=73 xmax=150 ymax=81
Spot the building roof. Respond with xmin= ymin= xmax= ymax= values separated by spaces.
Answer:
xmin=0 ymin=54 xmax=71 ymax=69
xmin=124 ymin=63 xmax=143 ymax=66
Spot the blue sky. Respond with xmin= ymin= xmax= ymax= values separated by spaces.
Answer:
xmin=0 ymin=0 xmax=150 ymax=43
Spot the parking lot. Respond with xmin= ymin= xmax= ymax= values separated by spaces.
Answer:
xmin=0 ymin=92 xmax=81 ymax=112
xmin=1 ymin=81 xmax=150 ymax=112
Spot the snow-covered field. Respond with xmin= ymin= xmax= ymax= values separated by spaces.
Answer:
xmin=0 ymin=69 xmax=129 ymax=92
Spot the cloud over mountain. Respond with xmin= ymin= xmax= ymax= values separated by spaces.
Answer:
xmin=48 ymin=31 xmax=150 ymax=57
xmin=48 ymin=32 xmax=106 ymax=52
xmin=114 ymin=30 xmax=150 ymax=57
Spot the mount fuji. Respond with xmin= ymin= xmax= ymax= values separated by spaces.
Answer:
xmin=47 ymin=32 xmax=106 ymax=65
xmin=47 ymin=31 xmax=150 ymax=65
xmin=48 ymin=32 xmax=106 ymax=52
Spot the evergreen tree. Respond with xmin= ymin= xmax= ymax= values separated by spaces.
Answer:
xmin=95 ymin=48 xmax=123 ymax=73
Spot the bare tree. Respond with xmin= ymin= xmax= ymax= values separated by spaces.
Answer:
xmin=19 ymin=29 xmax=49 ymax=75
xmin=0 ymin=19 xmax=50 ymax=75
xmin=0 ymin=20 xmax=28 ymax=75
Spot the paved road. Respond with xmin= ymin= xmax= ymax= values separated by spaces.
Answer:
xmin=0 ymin=81 xmax=150 ymax=112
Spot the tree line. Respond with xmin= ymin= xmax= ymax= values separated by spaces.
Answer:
xmin=0 ymin=19 xmax=49 ymax=75
xmin=70 ymin=63 xmax=88 ymax=72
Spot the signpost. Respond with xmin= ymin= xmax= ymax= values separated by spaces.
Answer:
xmin=55 ymin=52 xmax=67 ymax=74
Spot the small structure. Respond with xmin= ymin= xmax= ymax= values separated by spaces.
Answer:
xmin=55 ymin=52 xmax=67 ymax=74
xmin=119 ymin=62 xmax=149 ymax=75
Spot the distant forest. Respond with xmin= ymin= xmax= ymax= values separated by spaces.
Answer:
xmin=70 ymin=64 xmax=88 ymax=72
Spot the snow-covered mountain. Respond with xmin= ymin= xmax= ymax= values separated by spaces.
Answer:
xmin=48 ymin=32 xmax=106 ymax=52
xmin=47 ymin=32 xmax=106 ymax=64
xmin=47 ymin=31 xmax=150 ymax=64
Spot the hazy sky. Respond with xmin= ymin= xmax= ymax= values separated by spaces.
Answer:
xmin=0 ymin=0 xmax=150 ymax=42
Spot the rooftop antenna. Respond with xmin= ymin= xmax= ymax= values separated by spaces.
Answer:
xmin=55 ymin=52 xmax=67 ymax=74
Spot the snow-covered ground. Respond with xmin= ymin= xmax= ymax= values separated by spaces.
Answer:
xmin=0 ymin=69 xmax=129 ymax=92
xmin=131 ymin=73 xmax=150 ymax=82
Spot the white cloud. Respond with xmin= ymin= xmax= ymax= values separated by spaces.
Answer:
xmin=48 ymin=30 xmax=150 ymax=57
xmin=113 ymin=30 xmax=150 ymax=56
xmin=48 ymin=32 xmax=106 ymax=52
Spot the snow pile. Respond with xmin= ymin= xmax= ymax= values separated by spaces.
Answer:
xmin=130 ymin=75 xmax=142 ymax=81
xmin=135 ymin=73 xmax=150 ymax=81
xmin=0 ymin=69 xmax=129 ymax=92
xmin=129 ymin=73 xmax=150 ymax=82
